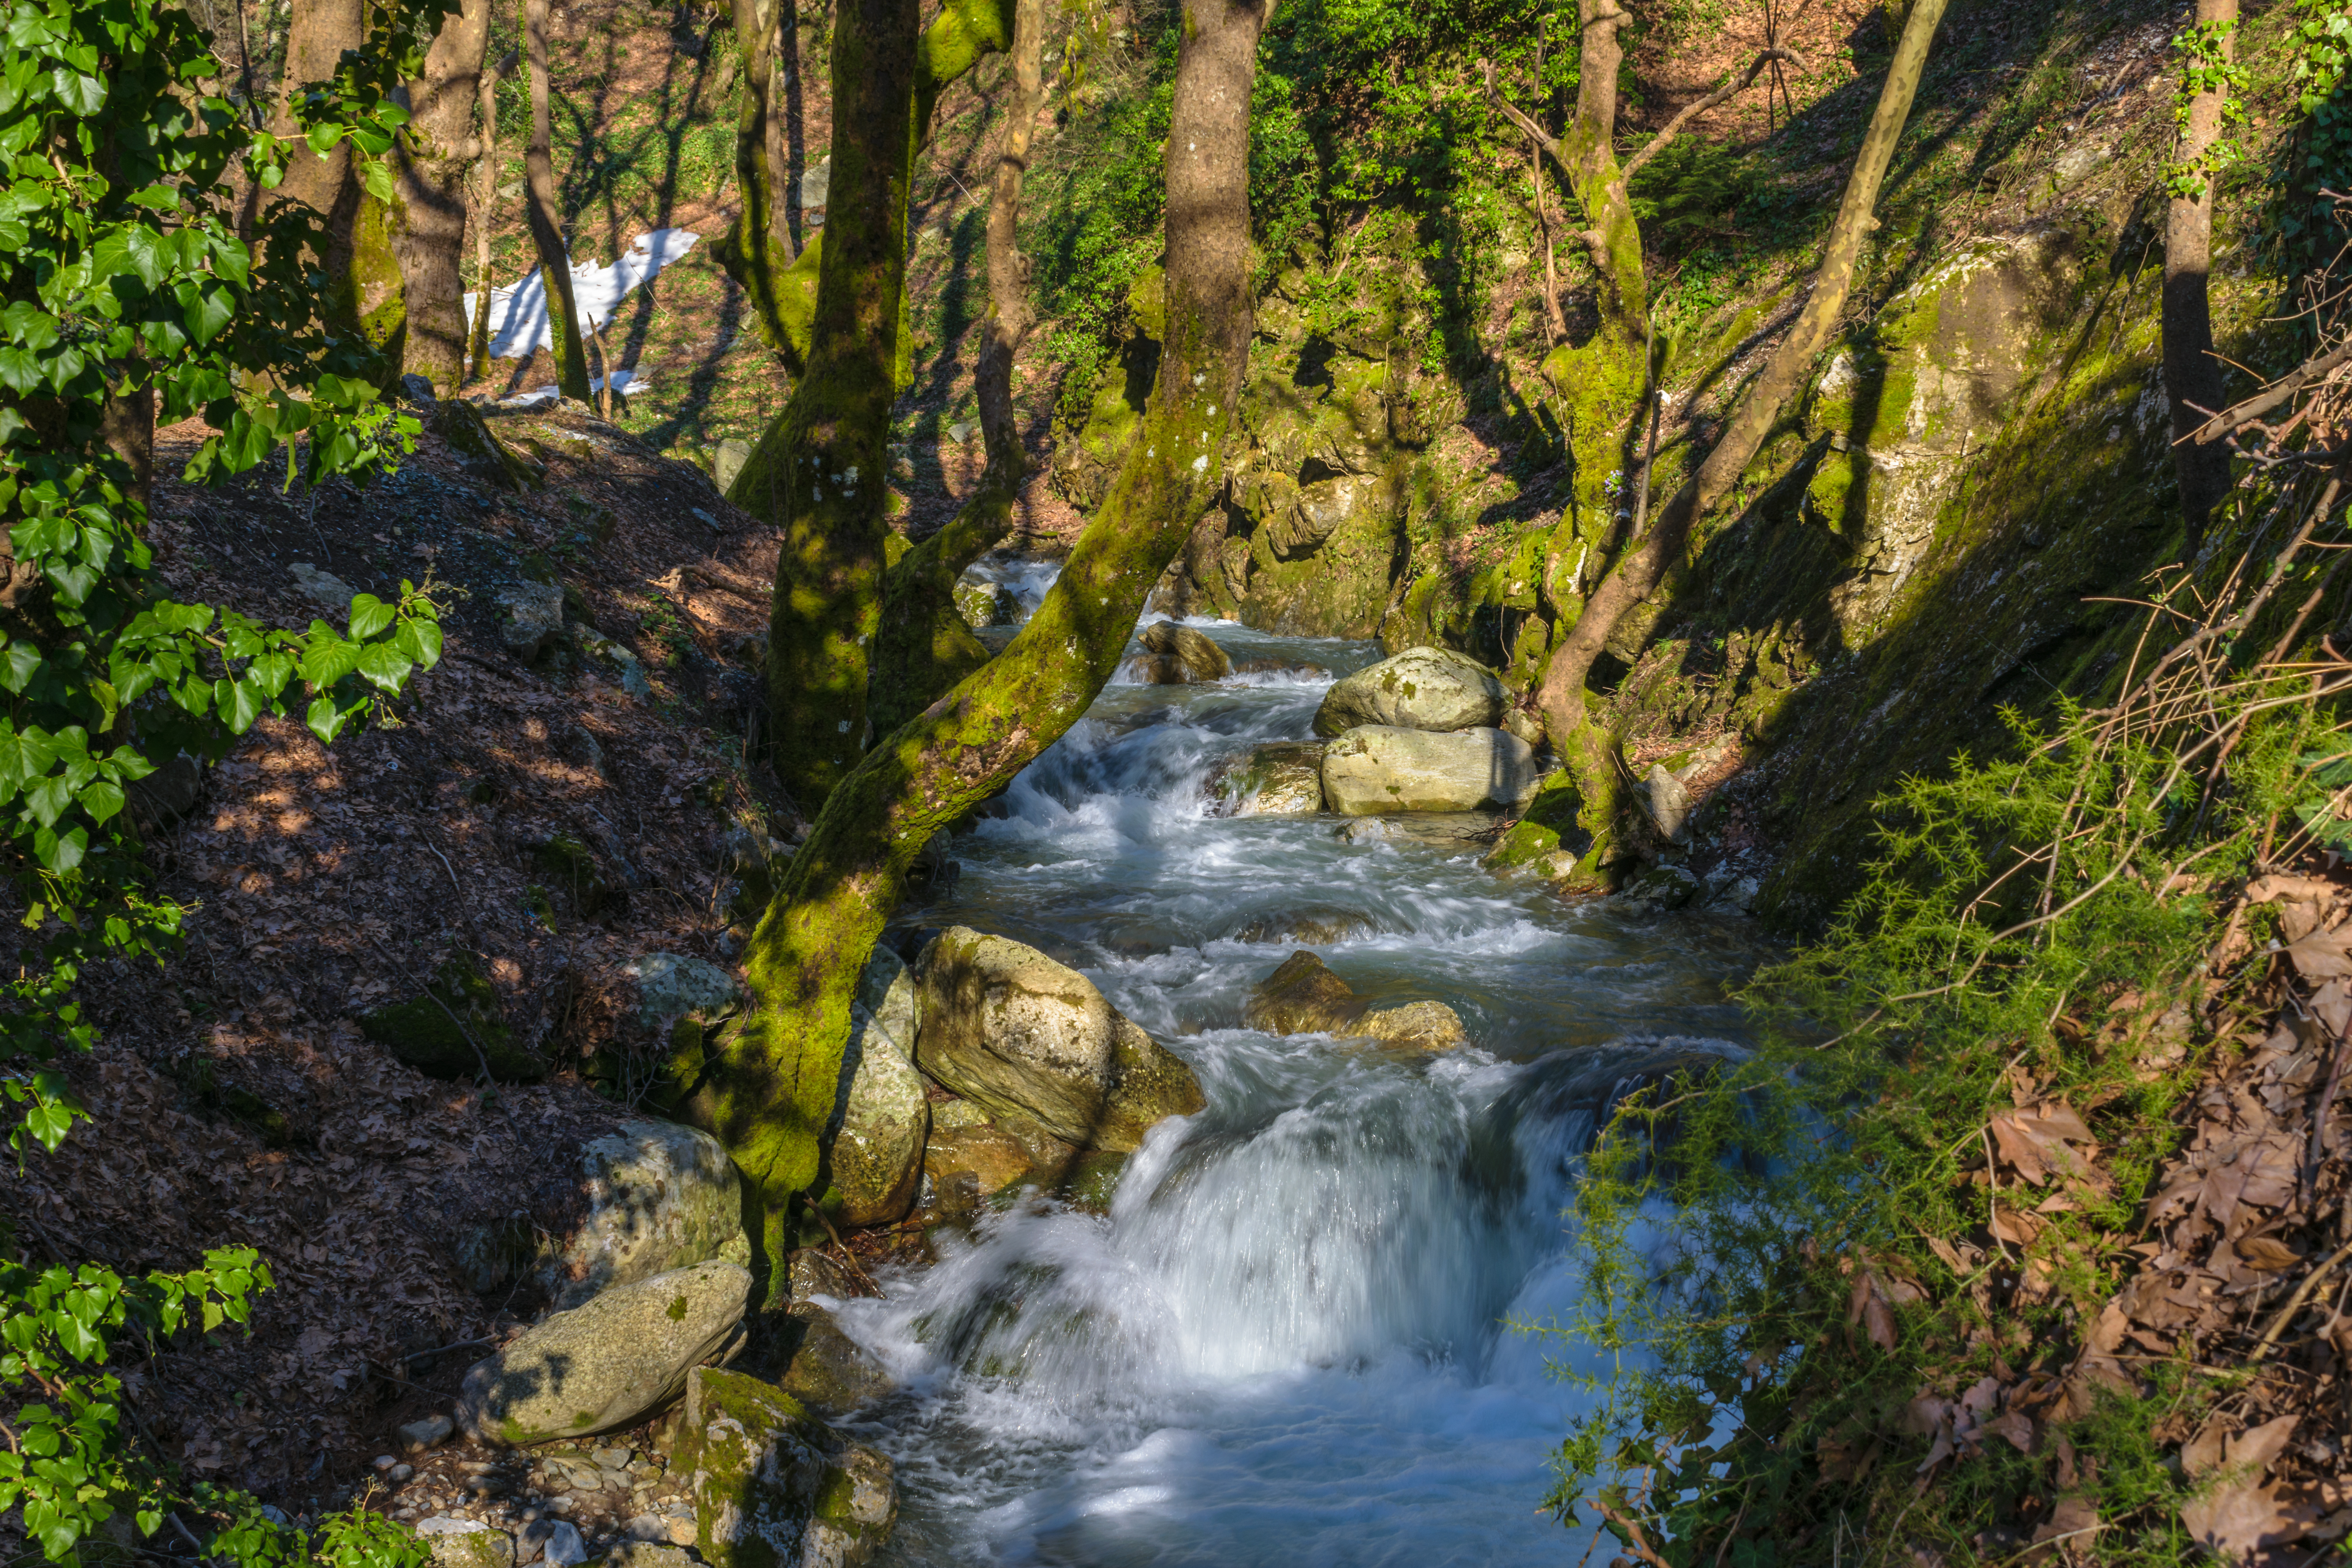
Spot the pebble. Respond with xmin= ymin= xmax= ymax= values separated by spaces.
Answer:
xmin=399 ymin=1414 xmax=455 ymax=1452
xmin=373 ymin=1455 xmax=399 ymax=1472
xmin=390 ymin=1465 xmax=415 ymax=1483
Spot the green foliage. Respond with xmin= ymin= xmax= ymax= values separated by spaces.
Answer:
xmin=1533 ymin=659 xmax=2333 ymax=1559
xmin=2284 ymin=2 xmax=2352 ymax=250
xmin=2165 ymin=13 xmax=2249 ymax=201
xmin=0 ymin=0 xmax=446 ymax=1563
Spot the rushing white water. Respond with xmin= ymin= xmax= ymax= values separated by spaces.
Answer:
xmin=829 ymin=613 xmax=1770 ymax=1566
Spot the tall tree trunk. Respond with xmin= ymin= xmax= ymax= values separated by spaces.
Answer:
xmin=267 ymin=0 xmax=405 ymax=365
xmin=1534 ymin=0 xmax=1949 ymax=869
xmin=2165 ymin=0 xmax=2237 ymax=554
xmin=394 ymin=0 xmax=495 ymax=396
xmin=695 ymin=0 xmax=1267 ymax=1289
xmin=867 ymin=0 xmax=1043 ymax=735
xmin=466 ymin=48 xmax=515 ymax=383
xmin=523 ymin=0 xmax=593 ymax=401
xmin=715 ymin=0 xmax=802 ymax=364
xmin=731 ymin=0 xmax=1012 ymax=812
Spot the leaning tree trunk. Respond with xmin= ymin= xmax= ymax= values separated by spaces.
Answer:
xmin=394 ymin=0 xmax=495 ymax=396
xmin=731 ymin=0 xmax=1013 ymax=811
xmin=866 ymin=0 xmax=1044 ymax=736
xmin=2165 ymin=0 xmax=2237 ymax=555
xmin=1534 ymin=0 xmax=1949 ymax=873
xmin=695 ymin=0 xmax=1267 ymax=1290
xmin=523 ymin=0 xmax=593 ymax=400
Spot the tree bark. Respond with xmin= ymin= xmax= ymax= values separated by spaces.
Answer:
xmin=267 ymin=0 xmax=404 ymax=362
xmin=523 ymin=0 xmax=593 ymax=401
xmin=697 ymin=0 xmax=1265 ymax=1287
xmin=713 ymin=0 xmax=801 ymax=365
xmin=466 ymin=49 xmax=515 ymax=382
xmin=394 ymin=0 xmax=495 ymax=396
xmin=867 ymin=0 xmax=1043 ymax=736
xmin=731 ymin=0 xmax=1013 ymax=811
xmin=2165 ymin=0 xmax=2236 ymax=553
xmin=1535 ymin=0 xmax=1949 ymax=862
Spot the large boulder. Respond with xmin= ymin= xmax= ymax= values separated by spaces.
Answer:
xmin=1208 ymin=742 xmax=1325 ymax=816
xmin=675 ymin=1367 xmax=896 ymax=1568
xmin=1241 ymin=951 xmax=1467 ymax=1049
xmin=537 ymin=1121 xmax=750 ymax=1311
xmin=1321 ymin=726 xmax=1541 ymax=815
xmin=455 ymin=1261 xmax=750 ymax=1445
xmin=914 ymin=928 xmax=1204 ymax=1151
xmin=1134 ymin=620 xmax=1232 ymax=684
xmin=830 ymin=948 xmax=930 ymax=1226
xmin=775 ymin=1305 xmax=895 ymax=1416
xmin=1312 ymin=647 xmax=1508 ymax=737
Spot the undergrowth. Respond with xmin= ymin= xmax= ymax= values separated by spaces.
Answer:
xmin=1536 ymin=469 xmax=2352 ymax=1560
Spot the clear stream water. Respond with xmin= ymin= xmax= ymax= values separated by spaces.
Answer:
xmin=833 ymin=572 xmax=1774 ymax=1566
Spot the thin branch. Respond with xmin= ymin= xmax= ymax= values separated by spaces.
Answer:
xmin=1622 ymin=49 xmax=1808 ymax=184
xmin=2192 ymin=338 xmax=2352 ymax=445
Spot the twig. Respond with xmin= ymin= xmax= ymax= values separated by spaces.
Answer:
xmin=1592 ymin=1495 xmax=1674 ymax=1568
xmin=2249 ymin=1233 xmax=2352 ymax=1362
xmin=422 ymin=839 xmax=463 ymax=898
xmin=1622 ymin=48 xmax=1809 ymax=184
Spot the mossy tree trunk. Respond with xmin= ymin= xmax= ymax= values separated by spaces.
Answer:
xmin=714 ymin=0 xmax=804 ymax=366
xmin=2164 ymin=0 xmax=2237 ymax=554
xmin=523 ymin=0 xmax=593 ymax=401
xmin=392 ymin=0 xmax=494 ymax=396
xmin=269 ymin=0 xmax=405 ymax=367
xmin=867 ymin=0 xmax=1042 ymax=735
xmin=732 ymin=0 xmax=1013 ymax=811
xmin=465 ymin=47 xmax=516 ymax=383
xmin=1534 ymin=0 xmax=1949 ymax=869
xmin=699 ymin=0 xmax=1266 ymax=1288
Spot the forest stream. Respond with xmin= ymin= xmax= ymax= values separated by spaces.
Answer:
xmin=827 ymin=576 xmax=1775 ymax=1565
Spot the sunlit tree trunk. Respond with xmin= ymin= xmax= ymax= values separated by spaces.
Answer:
xmin=523 ymin=0 xmax=593 ymax=400
xmin=394 ymin=0 xmax=495 ymax=396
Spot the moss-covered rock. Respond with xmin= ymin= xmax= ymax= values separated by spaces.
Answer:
xmin=675 ymin=1367 xmax=896 ymax=1568
xmin=1483 ymin=770 xmax=1586 ymax=873
xmin=1312 ymin=647 xmax=1508 ymax=737
xmin=359 ymin=950 xmax=548 ymax=1082
xmin=533 ymin=834 xmax=617 ymax=915
xmin=774 ymin=1304 xmax=895 ymax=1415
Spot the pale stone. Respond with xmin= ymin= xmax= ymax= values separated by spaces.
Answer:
xmin=915 ymin=928 xmax=1204 ymax=1151
xmin=455 ymin=1261 xmax=750 ymax=1445
xmin=1644 ymin=764 xmax=1693 ymax=844
xmin=1312 ymin=647 xmax=1508 ymax=737
xmin=832 ymin=950 xmax=929 ymax=1226
xmin=1320 ymin=726 xmax=1541 ymax=815
xmin=1135 ymin=620 xmax=1232 ymax=683
xmin=537 ymin=1120 xmax=749 ymax=1310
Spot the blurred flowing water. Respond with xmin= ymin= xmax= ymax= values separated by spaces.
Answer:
xmin=837 ymin=583 xmax=1773 ymax=1565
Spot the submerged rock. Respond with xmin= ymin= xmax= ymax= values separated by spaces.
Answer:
xmin=831 ymin=948 xmax=930 ymax=1226
xmin=1321 ymin=725 xmax=1541 ymax=815
xmin=1618 ymin=863 xmax=1700 ymax=913
xmin=455 ymin=1261 xmax=750 ymax=1445
xmin=915 ymin=927 xmax=1204 ymax=1151
xmin=1241 ymin=951 xmax=1468 ymax=1049
xmin=1134 ymin=619 xmax=1233 ymax=684
xmin=1207 ymin=741 xmax=1326 ymax=815
xmin=1228 ymin=907 xmax=1381 ymax=944
xmin=675 ymin=1367 xmax=895 ymax=1568
xmin=775 ymin=1303 xmax=895 ymax=1416
xmin=1312 ymin=647 xmax=1508 ymax=737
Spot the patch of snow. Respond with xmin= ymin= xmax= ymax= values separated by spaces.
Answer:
xmin=465 ymin=229 xmax=700 ymax=360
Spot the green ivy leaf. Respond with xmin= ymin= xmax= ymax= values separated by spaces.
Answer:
xmin=305 ymin=695 xmax=349 ymax=745
xmin=355 ymin=641 xmax=410 ymax=694
xmin=345 ymin=593 xmax=393 ymax=640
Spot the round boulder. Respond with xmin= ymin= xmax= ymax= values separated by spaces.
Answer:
xmin=914 ymin=927 xmax=1205 ymax=1151
xmin=1135 ymin=619 xmax=1233 ymax=684
xmin=1321 ymin=725 xmax=1542 ymax=815
xmin=455 ymin=1260 xmax=750 ymax=1446
xmin=1311 ymin=647 xmax=1507 ymax=737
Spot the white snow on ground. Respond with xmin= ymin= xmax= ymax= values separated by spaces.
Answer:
xmin=463 ymin=228 xmax=699 ymax=360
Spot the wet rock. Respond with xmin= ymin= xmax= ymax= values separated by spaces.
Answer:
xmin=417 ymin=1519 xmax=513 ymax=1568
xmin=675 ymin=1367 xmax=895 ymax=1568
xmin=1134 ymin=620 xmax=1232 ymax=684
xmin=788 ymin=1249 xmax=866 ymax=1304
xmin=1242 ymin=951 xmax=1467 ymax=1049
xmin=776 ymin=1303 xmax=895 ymax=1415
xmin=1312 ymin=647 xmax=1507 ymax=737
xmin=498 ymin=582 xmax=566 ymax=662
xmin=360 ymin=951 xmax=548 ymax=1082
xmin=1618 ymin=863 xmax=1700 ymax=913
xmin=1321 ymin=726 xmax=1541 ymax=815
xmin=1208 ymin=742 xmax=1325 ymax=816
xmin=1229 ymin=907 xmax=1379 ymax=944
xmin=1484 ymin=771 xmax=1586 ymax=873
xmin=455 ymin=1261 xmax=750 ymax=1445
xmin=832 ymin=948 xmax=929 ymax=1226
xmin=920 ymin=1121 xmax=1037 ymax=1216
xmin=1243 ymin=950 xmax=1362 ymax=1034
xmin=537 ymin=1120 xmax=750 ymax=1310
xmin=953 ymin=578 xmax=1018 ymax=629
xmin=1335 ymin=812 xmax=1502 ymax=848
xmin=288 ymin=561 xmax=356 ymax=608
xmin=915 ymin=927 xmax=1204 ymax=1152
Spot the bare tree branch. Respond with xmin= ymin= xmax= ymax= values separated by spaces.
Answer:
xmin=1622 ymin=48 xmax=1808 ymax=183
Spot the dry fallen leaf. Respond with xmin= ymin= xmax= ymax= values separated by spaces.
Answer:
xmin=2227 ymin=1414 xmax=2300 ymax=1473
xmin=2181 ymin=1477 xmax=2321 ymax=1563
xmin=2285 ymin=923 xmax=2352 ymax=980
xmin=2025 ymin=1495 xmax=2099 ymax=1565
xmin=2235 ymin=1235 xmax=2303 ymax=1272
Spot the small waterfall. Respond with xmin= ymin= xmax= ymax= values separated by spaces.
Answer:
xmin=837 ymin=615 xmax=1768 ymax=1566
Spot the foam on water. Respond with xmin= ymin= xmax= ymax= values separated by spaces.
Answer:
xmin=833 ymin=610 xmax=1769 ymax=1565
